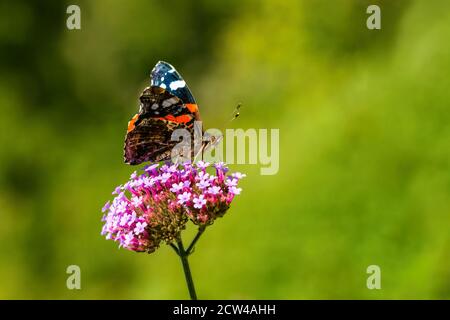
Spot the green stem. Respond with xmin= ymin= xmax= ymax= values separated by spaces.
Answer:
xmin=177 ymin=237 xmax=197 ymax=300
xmin=169 ymin=243 xmax=180 ymax=256
xmin=186 ymin=226 xmax=206 ymax=255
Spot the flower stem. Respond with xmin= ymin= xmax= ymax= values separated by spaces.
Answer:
xmin=176 ymin=237 xmax=197 ymax=300
xmin=169 ymin=243 xmax=180 ymax=255
xmin=186 ymin=226 xmax=206 ymax=255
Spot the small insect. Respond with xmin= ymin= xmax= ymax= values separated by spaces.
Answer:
xmin=230 ymin=103 xmax=241 ymax=121
xmin=199 ymin=103 xmax=243 ymax=158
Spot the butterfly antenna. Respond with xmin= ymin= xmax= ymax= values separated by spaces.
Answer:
xmin=193 ymin=141 xmax=207 ymax=163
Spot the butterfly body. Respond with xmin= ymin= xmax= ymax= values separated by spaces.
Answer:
xmin=124 ymin=61 xmax=200 ymax=165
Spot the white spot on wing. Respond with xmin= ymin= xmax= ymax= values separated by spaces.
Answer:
xmin=169 ymin=80 xmax=186 ymax=90
xmin=160 ymin=83 xmax=166 ymax=89
xmin=162 ymin=97 xmax=178 ymax=107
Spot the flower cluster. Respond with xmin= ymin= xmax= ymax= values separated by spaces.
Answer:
xmin=101 ymin=161 xmax=244 ymax=253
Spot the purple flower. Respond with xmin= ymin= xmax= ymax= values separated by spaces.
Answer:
xmin=115 ymin=201 xmax=127 ymax=214
xmin=183 ymin=180 xmax=191 ymax=188
xmin=143 ymin=177 xmax=155 ymax=188
xmin=101 ymin=162 xmax=244 ymax=253
xmin=119 ymin=214 xmax=130 ymax=226
xmin=207 ymin=186 xmax=222 ymax=195
xmin=177 ymin=191 xmax=191 ymax=205
xmin=167 ymin=164 xmax=178 ymax=173
xmin=131 ymin=196 xmax=144 ymax=207
xmin=123 ymin=232 xmax=135 ymax=247
xmin=144 ymin=163 xmax=159 ymax=173
xmin=128 ymin=211 xmax=136 ymax=224
xmin=134 ymin=221 xmax=147 ymax=235
xmin=102 ymin=201 xmax=110 ymax=212
xmin=183 ymin=162 xmax=193 ymax=170
xmin=225 ymin=178 xmax=238 ymax=187
xmin=232 ymin=172 xmax=247 ymax=179
xmin=170 ymin=182 xmax=184 ymax=193
xmin=214 ymin=162 xmax=227 ymax=170
xmin=196 ymin=161 xmax=210 ymax=170
xmin=193 ymin=195 xmax=207 ymax=209
xmin=197 ymin=171 xmax=209 ymax=181
xmin=228 ymin=186 xmax=242 ymax=195
xmin=160 ymin=172 xmax=171 ymax=183
xmin=112 ymin=186 xmax=122 ymax=195
xmin=196 ymin=179 xmax=210 ymax=189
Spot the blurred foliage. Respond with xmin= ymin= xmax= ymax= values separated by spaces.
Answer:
xmin=0 ymin=0 xmax=449 ymax=299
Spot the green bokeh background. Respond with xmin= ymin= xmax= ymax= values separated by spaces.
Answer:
xmin=0 ymin=0 xmax=449 ymax=299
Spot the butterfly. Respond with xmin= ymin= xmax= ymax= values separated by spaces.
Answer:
xmin=124 ymin=61 xmax=202 ymax=165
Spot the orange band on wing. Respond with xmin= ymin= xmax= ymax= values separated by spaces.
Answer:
xmin=175 ymin=115 xmax=193 ymax=123
xmin=186 ymin=103 xmax=198 ymax=113
xmin=127 ymin=114 xmax=139 ymax=132
xmin=161 ymin=114 xmax=192 ymax=123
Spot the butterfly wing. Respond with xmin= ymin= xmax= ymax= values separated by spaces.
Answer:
xmin=137 ymin=86 xmax=198 ymax=120
xmin=124 ymin=62 xmax=201 ymax=165
xmin=151 ymin=61 xmax=197 ymax=104
xmin=124 ymin=117 xmax=194 ymax=165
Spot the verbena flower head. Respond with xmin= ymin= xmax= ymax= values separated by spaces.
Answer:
xmin=101 ymin=162 xmax=244 ymax=253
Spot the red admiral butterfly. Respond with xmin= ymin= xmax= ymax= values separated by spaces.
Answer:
xmin=124 ymin=61 xmax=201 ymax=165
